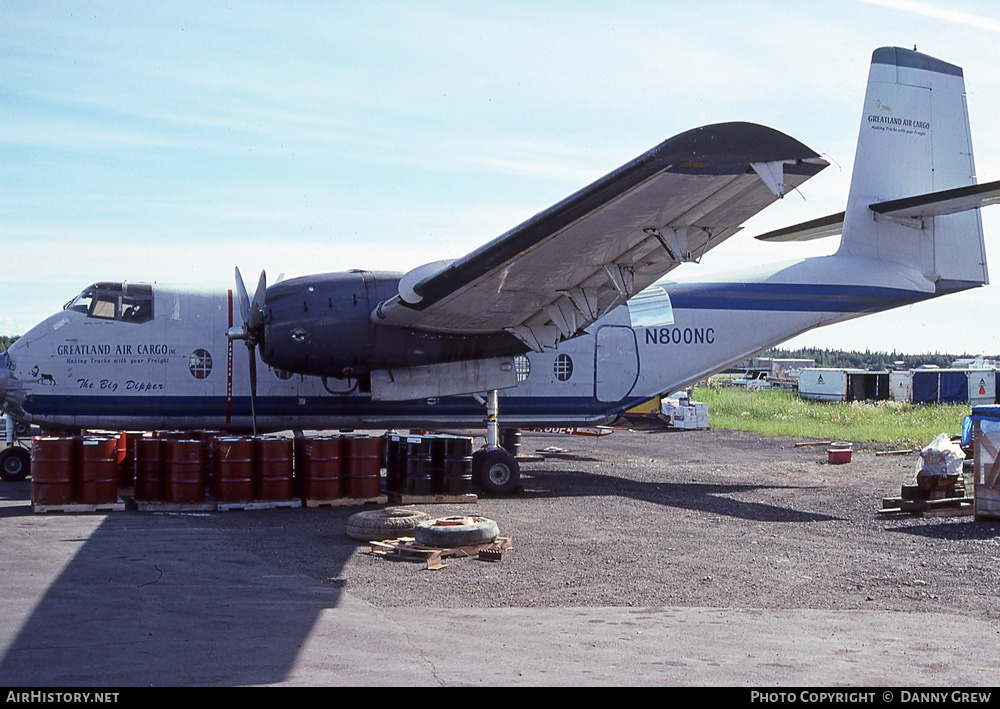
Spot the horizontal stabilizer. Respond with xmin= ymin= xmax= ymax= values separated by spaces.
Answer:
xmin=754 ymin=212 xmax=845 ymax=242
xmin=870 ymin=179 xmax=1000 ymax=219
xmin=756 ymin=180 xmax=1000 ymax=242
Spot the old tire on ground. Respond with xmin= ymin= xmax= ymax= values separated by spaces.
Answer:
xmin=346 ymin=507 xmax=431 ymax=541
xmin=413 ymin=516 xmax=499 ymax=548
xmin=473 ymin=448 xmax=520 ymax=495
xmin=0 ymin=447 xmax=30 ymax=482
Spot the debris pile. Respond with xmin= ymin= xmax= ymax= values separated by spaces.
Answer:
xmin=880 ymin=434 xmax=971 ymax=517
xmin=361 ymin=514 xmax=511 ymax=569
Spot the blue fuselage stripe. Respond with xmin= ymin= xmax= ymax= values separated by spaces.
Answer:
xmin=665 ymin=282 xmax=931 ymax=313
xmin=23 ymin=395 xmax=645 ymax=420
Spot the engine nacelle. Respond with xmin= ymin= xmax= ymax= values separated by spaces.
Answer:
xmin=261 ymin=271 xmax=524 ymax=378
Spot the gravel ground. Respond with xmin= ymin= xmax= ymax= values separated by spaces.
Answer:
xmin=227 ymin=428 xmax=1000 ymax=618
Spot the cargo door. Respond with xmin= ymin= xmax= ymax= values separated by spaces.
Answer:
xmin=595 ymin=326 xmax=639 ymax=403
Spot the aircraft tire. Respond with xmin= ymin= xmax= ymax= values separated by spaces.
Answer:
xmin=412 ymin=516 xmax=499 ymax=548
xmin=473 ymin=448 xmax=520 ymax=495
xmin=0 ymin=447 xmax=30 ymax=482
xmin=345 ymin=507 xmax=431 ymax=542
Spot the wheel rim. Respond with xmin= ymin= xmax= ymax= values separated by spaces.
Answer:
xmin=4 ymin=456 xmax=23 ymax=476
xmin=487 ymin=462 xmax=511 ymax=486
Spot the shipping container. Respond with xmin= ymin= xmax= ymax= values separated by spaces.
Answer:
xmin=798 ymin=368 xmax=889 ymax=402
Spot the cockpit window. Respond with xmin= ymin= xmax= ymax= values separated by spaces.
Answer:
xmin=65 ymin=283 xmax=154 ymax=324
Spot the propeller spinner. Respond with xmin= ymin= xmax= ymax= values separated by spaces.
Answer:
xmin=227 ymin=267 xmax=267 ymax=434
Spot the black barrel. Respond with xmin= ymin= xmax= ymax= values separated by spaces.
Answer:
xmin=440 ymin=436 xmax=473 ymax=495
xmin=403 ymin=436 xmax=433 ymax=495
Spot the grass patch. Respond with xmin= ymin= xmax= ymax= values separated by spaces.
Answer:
xmin=691 ymin=385 xmax=969 ymax=449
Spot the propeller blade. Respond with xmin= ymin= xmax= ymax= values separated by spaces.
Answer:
xmin=247 ymin=343 xmax=258 ymax=436
xmin=248 ymin=270 xmax=267 ymax=331
xmin=234 ymin=267 xmax=251 ymax=327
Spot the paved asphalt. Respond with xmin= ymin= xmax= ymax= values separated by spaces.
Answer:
xmin=0 ymin=467 xmax=998 ymax=689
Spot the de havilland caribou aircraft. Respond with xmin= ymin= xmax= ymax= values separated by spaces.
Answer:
xmin=2 ymin=46 xmax=999 ymax=492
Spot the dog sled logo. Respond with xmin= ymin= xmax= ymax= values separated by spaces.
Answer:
xmin=30 ymin=365 xmax=56 ymax=385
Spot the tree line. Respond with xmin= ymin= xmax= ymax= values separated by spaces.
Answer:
xmin=761 ymin=346 xmax=998 ymax=371
xmin=0 ymin=336 xmax=18 ymax=353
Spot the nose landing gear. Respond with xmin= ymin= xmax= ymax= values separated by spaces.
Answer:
xmin=0 ymin=446 xmax=30 ymax=482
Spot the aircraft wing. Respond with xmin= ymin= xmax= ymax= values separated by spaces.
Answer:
xmin=373 ymin=122 xmax=827 ymax=351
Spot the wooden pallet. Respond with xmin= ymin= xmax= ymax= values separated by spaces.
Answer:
xmin=366 ymin=536 xmax=513 ymax=570
xmin=32 ymin=499 xmax=126 ymax=514
xmin=386 ymin=492 xmax=478 ymax=505
xmin=879 ymin=496 xmax=973 ymax=517
xmin=130 ymin=499 xmax=217 ymax=513
xmin=216 ymin=499 xmax=303 ymax=511
xmin=304 ymin=495 xmax=388 ymax=508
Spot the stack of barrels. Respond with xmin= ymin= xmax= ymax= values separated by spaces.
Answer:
xmin=384 ymin=433 xmax=473 ymax=496
xmin=31 ymin=430 xmax=388 ymax=507
xmin=296 ymin=434 xmax=382 ymax=500
xmin=31 ymin=434 xmax=122 ymax=506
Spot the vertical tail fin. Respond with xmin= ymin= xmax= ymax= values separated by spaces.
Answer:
xmin=839 ymin=46 xmax=988 ymax=289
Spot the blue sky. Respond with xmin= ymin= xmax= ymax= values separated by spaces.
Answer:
xmin=4 ymin=1 xmax=1000 ymax=354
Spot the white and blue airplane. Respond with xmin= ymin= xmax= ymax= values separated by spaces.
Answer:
xmin=2 ymin=47 xmax=999 ymax=492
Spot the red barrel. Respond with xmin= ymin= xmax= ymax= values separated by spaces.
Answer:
xmin=213 ymin=436 xmax=255 ymax=503
xmin=343 ymin=435 xmax=382 ymax=498
xmin=117 ymin=432 xmax=143 ymax=488
xmin=31 ymin=437 xmax=76 ymax=505
xmin=77 ymin=436 xmax=119 ymax=505
xmin=300 ymin=436 xmax=342 ymax=500
xmin=163 ymin=439 xmax=207 ymax=503
xmin=254 ymin=436 xmax=294 ymax=500
xmin=133 ymin=436 xmax=165 ymax=501
xmin=195 ymin=430 xmax=222 ymax=490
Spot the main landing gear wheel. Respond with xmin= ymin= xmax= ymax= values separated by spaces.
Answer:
xmin=0 ymin=447 xmax=30 ymax=482
xmin=472 ymin=447 xmax=520 ymax=495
